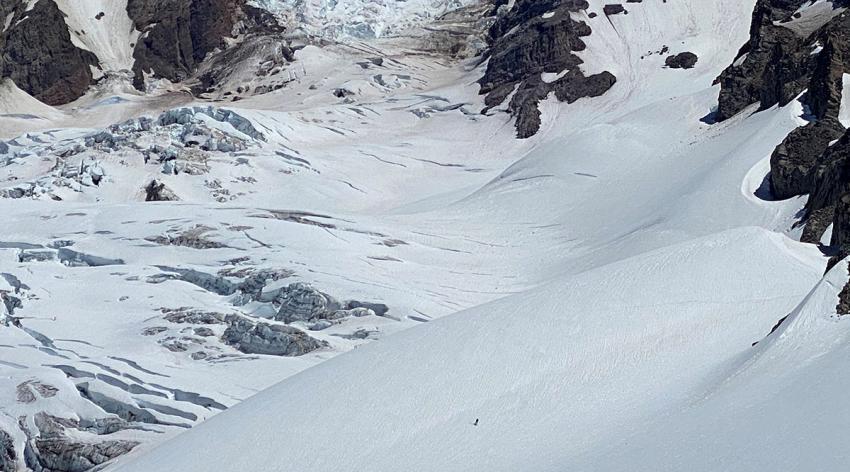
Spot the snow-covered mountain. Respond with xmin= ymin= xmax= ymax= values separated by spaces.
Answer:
xmin=2 ymin=0 xmax=850 ymax=471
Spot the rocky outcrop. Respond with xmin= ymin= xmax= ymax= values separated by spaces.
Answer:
xmin=718 ymin=0 xmax=850 ymax=255
xmin=479 ymin=0 xmax=616 ymax=138
xmin=665 ymin=52 xmax=698 ymax=69
xmin=222 ymin=315 xmax=327 ymax=356
xmin=0 ymin=0 xmax=285 ymax=102
xmin=769 ymin=118 xmax=846 ymax=200
xmin=716 ymin=0 xmax=849 ymax=121
xmin=144 ymin=180 xmax=179 ymax=202
xmin=716 ymin=0 xmax=810 ymax=121
xmin=127 ymin=0 xmax=284 ymax=90
xmin=0 ymin=429 xmax=16 ymax=472
xmin=0 ymin=0 xmax=100 ymax=105
xmin=836 ymin=261 xmax=850 ymax=315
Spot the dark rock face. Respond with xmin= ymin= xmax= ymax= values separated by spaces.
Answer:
xmin=837 ymin=261 xmax=850 ymax=315
xmin=770 ymin=118 xmax=846 ymax=200
xmin=665 ymin=52 xmax=698 ymax=69
xmin=127 ymin=0 xmax=284 ymax=90
xmin=144 ymin=180 xmax=179 ymax=201
xmin=718 ymin=0 xmax=850 ymax=255
xmin=479 ymin=0 xmax=616 ymax=138
xmin=0 ymin=0 xmax=282 ymax=103
xmin=0 ymin=0 xmax=100 ymax=105
xmin=603 ymin=4 xmax=626 ymax=16
xmin=715 ymin=0 xmax=850 ymax=122
xmin=0 ymin=429 xmax=15 ymax=471
xmin=127 ymin=0 xmax=236 ymax=89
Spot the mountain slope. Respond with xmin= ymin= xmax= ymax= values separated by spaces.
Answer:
xmin=103 ymin=0 xmax=847 ymax=470
xmin=112 ymin=227 xmax=825 ymax=472
xmin=3 ymin=0 xmax=850 ymax=471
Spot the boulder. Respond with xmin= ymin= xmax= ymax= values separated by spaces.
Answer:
xmin=665 ymin=52 xmax=698 ymax=69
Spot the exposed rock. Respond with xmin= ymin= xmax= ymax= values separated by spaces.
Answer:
xmin=769 ymin=118 xmax=847 ymax=200
xmin=715 ymin=0 xmax=850 ymax=122
xmin=0 ymin=0 xmax=100 ymax=105
xmin=479 ymin=0 xmax=615 ymax=138
xmin=800 ymin=205 xmax=835 ymax=244
xmin=144 ymin=180 xmax=179 ymax=202
xmin=718 ymin=0 xmax=850 ymax=252
xmin=193 ymin=327 xmax=216 ymax=337
xmin=141 ymin=326 xmax=169 ymax=336
xmin=665 ymin=52 xmax=699 ymax=69
xmin=603 ymin=4 xmax=626 ymax=16
xmin=192 ymin=35 xmax=292 ymax=97
xmin=831 ymin=192 xmax=850 ymax=249
xmin=802 ymin=127 xmax=850 ymax=218
xmin=836 ymin=263 xmax=850 ymax=315
xmin=222 ymin=315 xmax=327 ymax=356
xmin=17 ymin=381 xmax=58 ymax=404
xmin=0 ymin=429 xmax=16 ymax=472
xmin=127 ymin=0 xmax=284 ymax=90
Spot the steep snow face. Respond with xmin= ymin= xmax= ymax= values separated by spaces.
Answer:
xmin=570 ymin=259 xmax=850 ymax=472
xmin=253 ymin=0 xmax=475 ymax=38
xmin=52 ymin=0 xmax=139 ymax=73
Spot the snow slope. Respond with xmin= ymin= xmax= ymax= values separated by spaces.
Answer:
xmin=3 ymin=0 xmax=848 ymax=470
xmin=53 ymin=0 xmax=139 ymax=74
xmin=103 ymin=0 xmax=848 ymax=470
xmin=113 ymin=228 xmax=825 ymax=472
